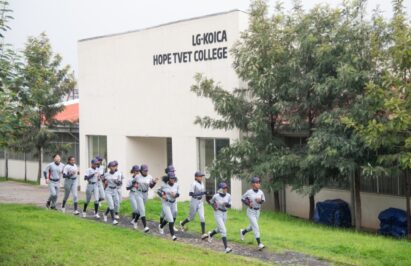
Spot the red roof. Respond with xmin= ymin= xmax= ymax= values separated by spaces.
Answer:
xmin=54 ymin=102 xmax=79 ymax=123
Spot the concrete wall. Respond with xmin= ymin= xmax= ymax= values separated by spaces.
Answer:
xmin=0 ymin=159 xmax=50 ymax=186
xmin=285 ymin=186 xmax=410 ymax=230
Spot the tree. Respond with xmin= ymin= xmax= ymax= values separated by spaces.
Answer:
xmin=21 ymin=33 xmax=76 ymax=183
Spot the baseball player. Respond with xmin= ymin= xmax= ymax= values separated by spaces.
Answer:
xmin=95 ymin=156 xmax=106 ymax=203
xmin=179 ymin=171 xmax=208 ymax=239
xmin=207 ymin=182 xmax=232 ymax=253
xmin=102 ymin=161 xmax=121 ymax=225
xmin=82 ymin=159 xmax=101 ymax=218
xmin=43 ymin=154 xmax=64 ymax=210
xmin=159 ymin=165 xmax=179 ymax=232
xmin=240 ymin=176 xmax=266 ymax=250
xmin=114 ymin=164 xmax=125 ymax=219
xmin=132 ymin=164 xmax=158 ymax=233
xmin=61 ymin=156 xmax=80 ymax=215
xmin=157 ymin=172 xmax=179 ymax=241
xmin=126 ymin=165 xmax=140 ymax=229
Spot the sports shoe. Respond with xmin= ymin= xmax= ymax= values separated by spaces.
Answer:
xmin=201 ymin=234 xmax=208 ymax=240
xmin=179 ymin=221 xmax=185 ymax=232
xmin=158 ymin=224 xmax=164 ymax=234
xmin=114 ymin=214 xmax=120 ymax=219
xmin=73 ymin=210 xmax=80 ymax=215
xmin=130 ymin=219 xmax=135 ymax=225
xmin=51 ymin=206 xmax=57 ymax=211
xmin=258 ymin=243 xmax=265 ymax=250
xmin=94 ymin=213 xmax=100 ymax=219
xmin=174 ymin=226 xmax=179 ymax=232
xmin=46 ymin=202 xmax=50 ymax=209
xmin=144 ymin=227 xmax=150 ymax=233
xmin=172 ymin=235 xmax=177 ymax=241
xmin=133 ymin=223 xmax=138 ymax=230
xmin=61 ymin=207 xmax=66 ymax=213
xmin=103 ymin=214 xmax=108 ymax=222
xmin=82 ymin=212 xmax=87 ymax=218
xmin=240 ymin=229 xmax=244 ymax=241
xmin=112 ymin=220 xmax=118 ymax=225
xmin=224 ymin=247 xmax=232 ymax=254
xmin=207 ymin=231 xmax=213 ymax=243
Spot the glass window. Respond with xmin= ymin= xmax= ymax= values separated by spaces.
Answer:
xmin=88 ymin=135 xmax=107 ymax=167
xmin=198 ymin=138 xmax=230 ymax=194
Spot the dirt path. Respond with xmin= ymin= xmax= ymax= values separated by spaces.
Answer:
xmin=0 ymin=181 xmax=330 ymax=265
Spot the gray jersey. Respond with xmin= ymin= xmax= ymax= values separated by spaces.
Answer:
xmin=44 ymin=162 xmax=64 ymax=181
xmin=127 ymin=174 xmax=140 ymax=192
xmin=136 ymin=174 xmax=154 ymax=192
xmin=160 ymin=182 xmax=180 ymax=202
xmin=210 ymin=193 xmax=232 ymax=211
xmin=104 ymin=171 xmax=122 ymax=188
xmin=63 ymin=164 xmax=78 ymax=179
xmin=96 ymin=166 xmax=105 ymax=180
xmin=189 ymin=180 xmax=205 ymax=200
xmin=116 ymin=171 xmax=124 ymax=188
xmin=84 ymin=167 xmax=99 ymax=183
xmin=242 ymin=189 xmax=265 ymax=209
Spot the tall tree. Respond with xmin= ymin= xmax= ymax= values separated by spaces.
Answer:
xmin=21 ymin=33 xmax=76 ymax=183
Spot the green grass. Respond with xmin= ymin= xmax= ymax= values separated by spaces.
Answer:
xmin=98 ymin=198 xmax=411 ymax=266
xmin=0 ymin=203 xmax=268 ymax=266
xmin=0 ymin=176 xmax=38 ymax=185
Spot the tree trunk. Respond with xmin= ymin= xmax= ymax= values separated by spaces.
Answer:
xmin=354 ymin=169 xmax=362 ymax=230
xmin=37 ymin=147 xmax=43 ymax=184
xmin=309 ymin=194 xmax=315 ymax=220
xmin=273 ymin=190 xmax=280 ymax=212
xmin=405 ymin=170 xmax=411 ymax=241
xmin=4 ymin=149 xmax=8 ymax=180
xmin=24 ymin=152 xmax=27 ymax=182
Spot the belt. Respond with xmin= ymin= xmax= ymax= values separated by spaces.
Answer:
xmin=192 ymin=197 xmax=202 ymax=200
xmin=138 ymin=190 xmax=148 ymax=193
xmin=166 ymin=199 xmax=175 ymax=203
xmin=249 ymin=207 xmax=260 ymax=211
xmin=88 ymin=182 xmax=96 ymax=185
xmin=70 ymin=178 xmax=77 ymax=180
xmin=108 ymin=186 xmax=117 ymax=189
xmin=50 ymin=179 xmax=59 ymax=182
xmin=218 ymin=208 xmax=227 ymax=212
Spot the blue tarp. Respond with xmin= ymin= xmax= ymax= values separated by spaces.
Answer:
xmin=314 ymin=199 xmax=352 ymax=227
xmin=378 ymin=208 xmax=408 ymax=237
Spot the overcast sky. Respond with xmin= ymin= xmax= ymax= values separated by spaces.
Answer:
xmin=5 ymin=0 xmax=411 ymax=76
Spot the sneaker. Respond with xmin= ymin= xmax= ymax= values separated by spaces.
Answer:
xmin=94 ymin=213 xmax=100 ymax=219
xmin=46 ymin=202 xmax=50 ymax=209
xmin=51 ymin=206 xmax=57 ymax=211
xmin=112 ymin=220 xmax=119 ymax=225
xmin=207 ymin=231 xmax=212 ymax=243
xmin=172 ymin=235 xmax=177 ymax=241
xmin=114 ymin=215 xmax=120 ymax=219
xmin=73 ymin=210 xmax=80 ymax=215
xmin=130 ymin=219 xmax=135 ymax=225
xmin=258 ymin=243 xmax=265 ymax=250
xmin=240 ymin=229 xmax=244 ymax=241
xmin=82 ymin=212 xmax=87 ymax=218
xmin=103 ymin=215 xmax=108 ymax=222
xmin=179 ymin=221 xmax=185 ymax=232
xmin=144 ymin=227 xmax=150 ymax=233
xmin=158 ymin=224 xmax=164 ymax=235
xmin=201 ymin=234 xmax=208 ymax=240
xmin=61 ymin=207 xmax=66 ymax=213
xmin=133 ymin=223 xmax=138 ymax=230
xmin=174 ymin=226 xmax=179 ymax=232
xmin=224 ymin=247 xmax=232 ymax=254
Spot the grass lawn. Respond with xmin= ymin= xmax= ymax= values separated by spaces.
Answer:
xmin=100 ymin=198 xmax=411 ymax=266
xmin=0 ymin=203 xmax=267 ymax=266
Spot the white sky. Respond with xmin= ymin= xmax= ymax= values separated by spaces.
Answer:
xmin=5 ymin=0 xmax=411 ymax=76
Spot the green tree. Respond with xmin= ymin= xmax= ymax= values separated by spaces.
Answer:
xmin=21 ymin=33 xmax=76 ymax=183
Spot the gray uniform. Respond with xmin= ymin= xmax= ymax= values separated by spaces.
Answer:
xmin=210 ymin=193 xmax=232 ymax=237
xmin=62 ymin=163 xmax=79 ymax=203
xmin=96 ymin=166 xmax=106 ymax=201
xmin=127 ymin=174 xmax=139 ymax=214
xmin=242 ymin=189 xmax=265 ymax=238
xmin=84 ymin=167 xmax=100 ymax=204
xmin=160 ymin=182 xmax=180 ymax=223
xmin=136 ymin=174 xmax=155 ymax=217
xmin=115 ymin=171 xmax=125 ymax=212
xmin=104 ymin=171 xmax=122 ymax=211
xmin=44 ymin=162 xmax=64 ymax=208
xmin=188 ymin=180 xmax=206 ymax=222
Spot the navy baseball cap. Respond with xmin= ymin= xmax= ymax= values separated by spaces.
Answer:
xmin=251 ymin=176 xmax=261 ymax=183
xmin=130 ymin=165 xmax=140 ymax=172
xmin=108 ymin=161 xmax=118 ymax=167
xmin=95 ymin=156 xmax=103 ymax=162
xmin=194 ymin=171 xmax=205 ymax=177
xmin=168 ymin=172 xmax=177 ymax=179
xmin=218 ymin=182 xmax=228 ymax=189
xmin=91 ymin=159 xmax=98 ymax=164
xmin=140 ymin=164 xmax=149 ymax=171
xmin=165 ymin=165 xmax=176 ymax=173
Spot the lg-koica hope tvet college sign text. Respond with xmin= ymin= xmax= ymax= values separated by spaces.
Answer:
xmin=153 ymin=30 xmax=228 ymax=65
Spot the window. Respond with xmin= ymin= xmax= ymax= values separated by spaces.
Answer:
xmin=197 ymin=138 xmax=230 ymax=194
xmin=88 ymin=135 xmax=107 ymax=167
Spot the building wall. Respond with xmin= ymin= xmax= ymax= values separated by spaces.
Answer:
xmin=0 ymin=159 xmax=50 ymax=185
xmin=285 ymin=186 xmax=410 ymax=229
xmin=78 ymin=11 xmax=249 ymax=206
